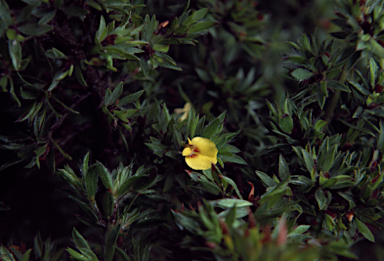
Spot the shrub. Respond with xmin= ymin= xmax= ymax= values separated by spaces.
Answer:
xmin=1 ymin=0 xmax=384 ymax=260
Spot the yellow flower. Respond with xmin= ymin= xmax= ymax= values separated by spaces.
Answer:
xmin=182 ymin=137 xmax=218 ymax=170
xmin=174 ymin=103 xmax=192 ymax=122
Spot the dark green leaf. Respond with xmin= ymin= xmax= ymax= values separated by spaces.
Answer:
xmin=102 ymin=190 xmax=114 ymax=217
xmin=139 ymin=57 xmax=150 ymax=77
xmin=97 ymin=161 xmax=113 ymax=189
xmin=291 ymin=68 xmax=314 ymax=81
xmin=216 ymin=199 xmax=252 ymax=208
xmin=38 ymin=10 xmax=56 ymax=25
xmin=315 ymin=188 xmax=327 ymax=210
xmin=85 ymin=165 xmax=98 ymax=199
xmin=278 ymin=154 xmax=290 ymax=181
xmin=105 ymin=224 xmax=120 ymax=261
xmin=301 ymin=149 xmax=315 ymax=174
xmin=63 ymin=6 xmax=89 ymax=18
xmin=8 ymin=40 xmax=21 ymax=71
xmin=45 ymin=47 xmax=67 ymax=59
xmin=118 ymin=90 xmax=144 ymax=106
xmin=187 ymin=21 xmax=217 ymax=33
xmin=225 ymin=204 xmax=236 ymax=227
xmin=66 ymin=248 xmax=88 ymax=261
xmin=75 ymin=65 xmax=87 ymax=86
xmin=202 ymin=118 xmax=221 ymax=139
xmin=72 ymin=228 xmax=90 ymax=250
xmin=105 ymin=82 xmax=123 ymax=106
xmin=327 ymin=80 xmax=351 ymax=92
xmin=18 ymin=23 xmax=53 ymax=36
xmin=355 ymin=218 xmax=375 ymax=242
xmin=96 ymin=16 xmax=107 ymax=43
xmin=280 ymin=114 xmax=293 ymax=133
xmin=255 ymin=171 xmax=277 ymax=187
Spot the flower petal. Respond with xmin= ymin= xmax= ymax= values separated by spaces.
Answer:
xmin=182 ymin=146 xmax=193 ymax=156
xmin=185 ymin=154 xmax=217 ymax=170
xmin=190 ymin=137 xmax=218 ymax=158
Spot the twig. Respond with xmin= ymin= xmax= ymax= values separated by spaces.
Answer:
xmin=50 ymin=92 xmax=91 ymax=131
xmin=322 ymin=65 xmax=349 ymax=124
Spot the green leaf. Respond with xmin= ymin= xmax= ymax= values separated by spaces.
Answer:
xmin=18 ymin=23 xmax=53 ymax=36
xmin=278 ymin=154 xmax=290 ymax=181
xmin=288 ymin=225 xmax=310 ymax=236
xmin=0 ymin=0 xmax=12 ymax=27
xmin=152 ymin=44 xmax=169 ymax=52
xmin=355 ymin=218 xmax=375 ymax=242
xmin=48 ymin=70 xmax=69 ymax=91
xmin=301 ymin=34 xmax=312 ymax=52
xmin=315 ymin=188 xmax=327 ymax=210
xmin=21 ymin=249 xmax=32 ymax=261
xmin=202 ymin=118 xmax=221 ymax=139
xmin=370 ymin=39 xmax=384 ymax=58
xmin=336 ymin=46 xmax=355 ymax=64
xmin=338 ymin=191 xmax=356 ymax=210
xmin=0 ymin=245 xmax=15 ymax=261
xmin=114 ymin=247 xmax=130 ymax=261
xmin=225 ymin=204 xmax=236 ymax=227
xmin=187 ymin=21 xmax=217 ymax=33
xmin=72 ymin=228 xmax=91 ymax=250
xmin=118 ymin=90 xmax=144 ymax=106
xmin=85 ymin=165 xmax=98 ymax=199
xmin=370 ymin=58 xmax=378 ymax=88
xmin=105 ymin=224 xmax=120 ymax=261
xmin=327 ymin=80 xmax=351 ymax=92
xmin=378 ymin=121 xmax=384 ymax=153
xmin=255 ymin=171 xmax=277 ymax=187
xmin=216 ymin=199 xmax=252 ymax=208
xmin=314 ymin=120 xmax=327 ymax=131
xmin=45 ymin=47 xmax=67 ymax=59
xmin=221 ymin=176 xmax=242 ymax=199
xmin=321 ymin=146 xmax=336 ymax=173
xmin=96 ymin=161 xmax=113 ymax=189
xmin=219 ymin=154 xmax=247 ymax=165
xmin=81 ymin=151 xmax=90 ymax=177
xmin=301 ymin=149 xmax=315 ymax=174
xmin=63 ymin=6 xmax=89 ymax=18
xmin=102 ymin=190 xmax=114 ymax=217
xmin=75 ymin=65 xmax=87 ymax=86
xmin=38 ymin=10 xmax=56 ymax=25
xmin=117 ymin=176 xmax=146 ymax=196
xmin=280 ymin=114 xmax=293 ymax=133
xmin=284 ymin=55 xmax=307 ymax=64
xmin=348 ymin=80 xmax=370 ymax=95
xmin=193 ymin=8 xmax=208 ymax=21
xmin=139 ymin=57 xmax=150 ymax=77
xmin=291 ymin=68 xmax=314 ymax=81
xmin=96 ymin=16 xmax=107 ymax=43
xmin=105 ymin=82 xmax=123 ymax=106
xmin=66 ymin=248 xmax=88 ymax=261
xmin=8 ymin=40 xmax=22 ymax=71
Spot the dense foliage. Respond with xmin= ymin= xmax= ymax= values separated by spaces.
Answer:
xmin=1 ymin=0 xmax=384 ymax=260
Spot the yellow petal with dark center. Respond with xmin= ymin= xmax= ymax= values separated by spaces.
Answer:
xmin=190 ymin=137 xmax=218 ymax=158
xmin=182 ymin=146 xmax=193 ymax=156
xmin=185 ymin=154 xmax=217 ymax=170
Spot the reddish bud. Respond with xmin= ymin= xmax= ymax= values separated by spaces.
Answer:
xmin=345 ymin=211 xmax=354 ymax=222
xmin=276 ymin=219 xmax=287 ymax=246
xmin=247 ymin=208 xmax=256 ymax=228
xmin=220 ymin=219 xmax=229 ymax=235
xmin=261 ymin=225 xmax=271 ymax=244
xmin=369 ymin=103 xmax=378 ymax=109
xmin=248 ymin=181 xmax=255 ymax=202
xmin=375 ymin=84 xmax=384 ymax=93
xmin=205 ymin=242 xmax=217 ymax=249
